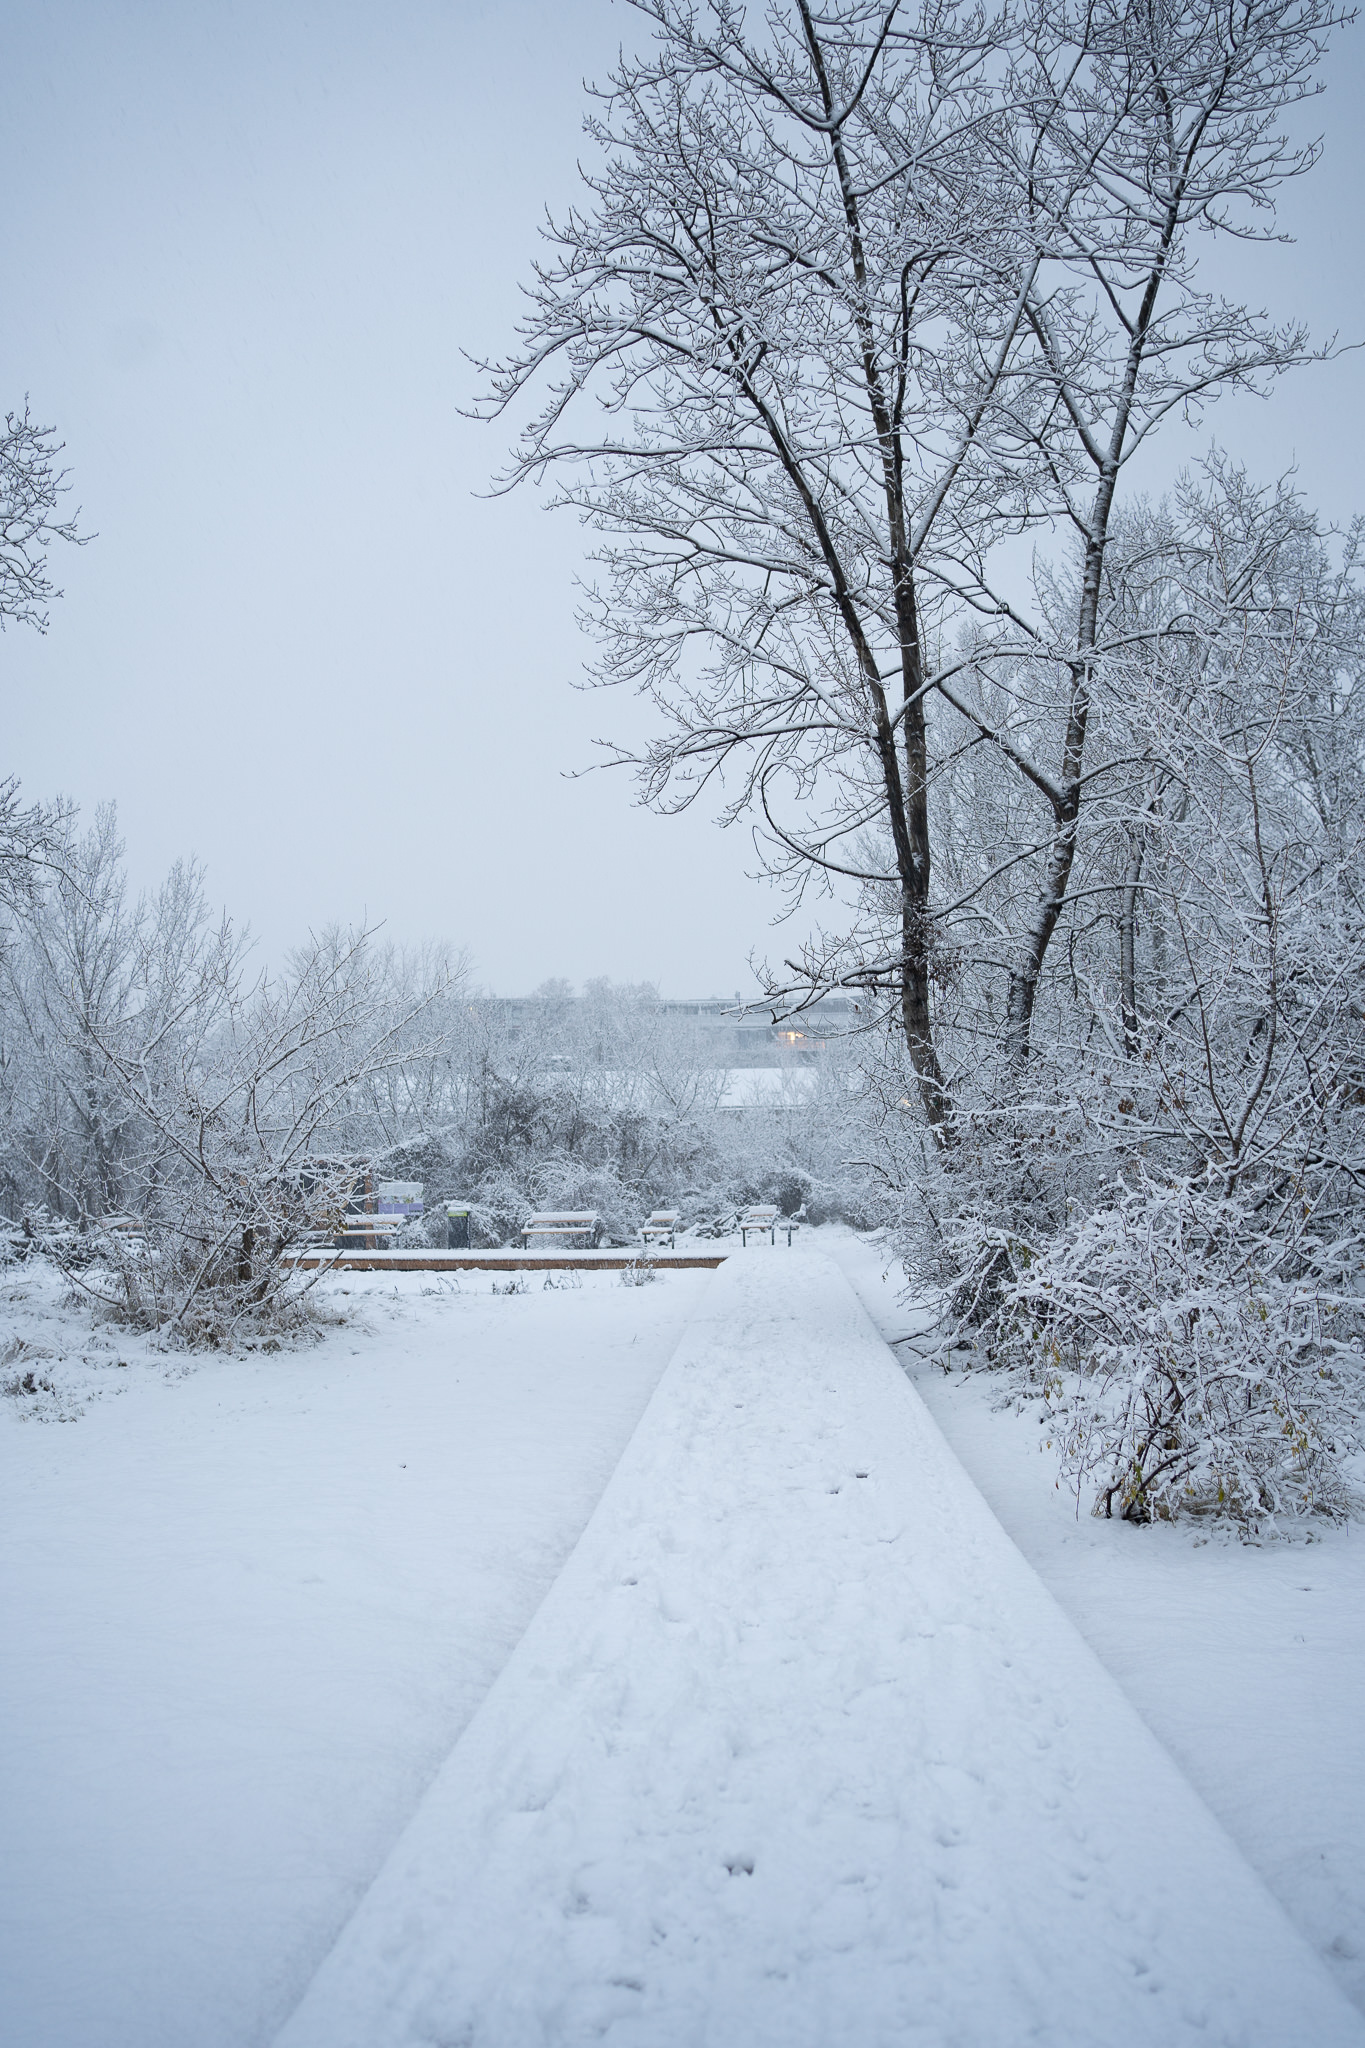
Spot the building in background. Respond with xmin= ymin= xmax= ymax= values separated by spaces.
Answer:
xmin=491 ymin=992 xmax=860 ymax=1070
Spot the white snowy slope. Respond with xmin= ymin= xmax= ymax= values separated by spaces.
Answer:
xmin=275 ymin=1251 xmax=1365 ymax=2048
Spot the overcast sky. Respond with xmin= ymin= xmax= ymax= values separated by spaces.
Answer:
xmin=4 ymin=0 xmax=1364 ymax=996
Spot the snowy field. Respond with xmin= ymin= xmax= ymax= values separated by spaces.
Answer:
xmin=0 ymin=1263 xmax=707 ymax=2048
xmin=3 ymin=1239 xmax=1365 ymax=2046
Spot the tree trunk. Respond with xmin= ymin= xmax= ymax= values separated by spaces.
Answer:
xmin=1120 ymin=836 xmax=1144 ymax=1058
xmin=798 ymin=5 xmax=949 ymax=1131
xmin=1004 ymin=494 xmax=1109 ymax=1059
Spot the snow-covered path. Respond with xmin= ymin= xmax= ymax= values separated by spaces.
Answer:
xmin=277 ymin=1251 xmax=1363 ymax=2048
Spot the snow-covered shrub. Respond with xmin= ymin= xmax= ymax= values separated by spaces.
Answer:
xmin=2 ymin=854 xmax=453 ymax=1341
xmin=949 ymin=1170 xmax=1365 ymax=1530
xmin=881 ymin=472 xmax=1365 ymax=1528
xmin=391 ymin=1210 xmax=449 ymax=1251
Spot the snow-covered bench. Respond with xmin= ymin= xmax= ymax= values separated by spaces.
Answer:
xmin=521 ymin=1211 xmax=600 ymax=1248
xmin=640 ymin=1209 xmax=681 ymax=1248
xmin=740 ymin=1203 xmax=799 ymax=1247
xmin=336 ymin=1215 xmax=399 ymax=1248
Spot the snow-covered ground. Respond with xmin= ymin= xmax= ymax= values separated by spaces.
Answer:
xmin=5 ymin=1238 xmax=1365 ymax=2047
xmin=278 ymin=1248 xmax=1362 ymax=2047
xmin=827 ymin=1232 xmax=1365 ymax=2020
xmin=0 ymin=1262 xmax=707 ymax=2048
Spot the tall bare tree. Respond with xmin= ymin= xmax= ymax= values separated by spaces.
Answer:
xmin=984 ymin=0 xmax=1342 ymax=1061
xmin=480 ymin=0 xmax=1045 ymax=1128
xmin=482 ymin=0 xmax=1343 ymax=1121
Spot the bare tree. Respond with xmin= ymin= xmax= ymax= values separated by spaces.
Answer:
xmin=0 ymin=778 xmax=69 ymax=926
xmin=482 ymin=0 xmax=1343 ymax=1125
xmin=0 ymin=403 xmax=88 ymax=920
xmin=0 ymin=807 xmax=157 ymax=1221
xmin=981 ymin=0 xmax=1343 ymax=1061
xmin=479 ymin=0 xmax=1045 ymax=1128
xmin=0 ymin=808 xmax=461 ymax=1338
xmin=925 ymin=468 xmax=1365 ymax=1525
xmin=0 ymin=402 xmax=87 ymax=634
xmin=79 ymin=922 xmax=453 ymax=1341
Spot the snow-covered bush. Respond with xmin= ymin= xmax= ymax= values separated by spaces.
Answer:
xmin=619 ymin=1258 xmax=658 ymax=1286
xmin=0 ymin=815 xmax=456 ymax=1342
xmin=887 ymin=469 xmax=1365 ymax=1526
xmin=952 ymin=1171 xmax=1364 ymax=1530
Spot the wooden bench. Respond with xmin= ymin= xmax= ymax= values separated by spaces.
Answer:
xmin=640 ymin=1209 xmax=681 ymax=1248
xmin=739 ymin=1204 xmax=800 ymax=1247
xmin=521 ymin=1210 xmax=600 ymax=1247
